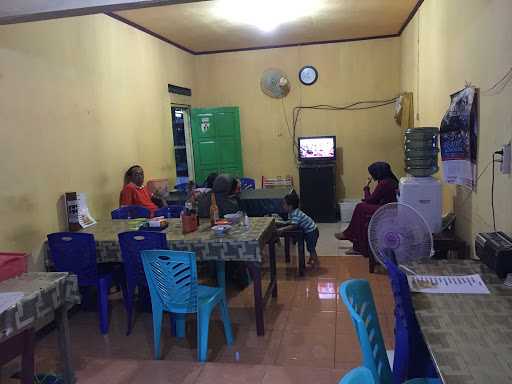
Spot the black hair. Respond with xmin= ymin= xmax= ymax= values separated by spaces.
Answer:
xmin=284 ymin=191 xmax=300 ymax=210
xmin=368 ymin=162 xmax=399 ymax=184
xmin=124 ymin=165 xmax=141 ymax=185
xmin=205 ymin=172 xmax=218 ymax=188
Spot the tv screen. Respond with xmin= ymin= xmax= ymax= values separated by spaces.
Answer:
xmin=298 ymin=136 xmax=336 ymax=161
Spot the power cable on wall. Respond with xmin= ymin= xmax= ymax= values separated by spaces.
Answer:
xmin=481 ymin=65 xmax=512 ymax=96
xmin=288 ymin=97 xmax=398 ymax=162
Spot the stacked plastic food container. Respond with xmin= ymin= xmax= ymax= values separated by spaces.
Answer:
xmin=399 ymin=127 xmax=442 ymax=233
xmin=404 ymin=127 xmax=439 ymax=177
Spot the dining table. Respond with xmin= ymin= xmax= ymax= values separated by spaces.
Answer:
xmin=409 ymin=259 xmax=512 ymax=384
xmin=44 ymin=217 xmax=278 ymax=336
xmin=166 ymin=188 xmax=291 ymax=217
xmin=0 ymin=272 xmax=80 ymax=384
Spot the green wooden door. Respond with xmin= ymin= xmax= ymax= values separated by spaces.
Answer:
xmin=191 ymin=107 xmax=243 ymax=184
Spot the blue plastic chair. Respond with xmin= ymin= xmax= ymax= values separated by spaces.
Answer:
xmin=175 ymin=183 xmax=189 ymax=192
xmin=240 ymin=177 xmax=256 ymax=191
xmin=112 ymin=206 xmax=151 ymax=219
xmin=339 ymin=367 xmax=375 ymax=384
xmin=47 ymin=232 xmax=114 ymax=334
xmin=154 ymin=205 xmax=183 ymax=218
xmin=340 ymin=279 xmax=440 ymax=384
xmin=340 ymin=279 xmax=393 ymax=384
xmin=141 ymin=250 xmax=234 ymax=362
xmin=382 ymin=251 xmax=440 ymax=384
xmin=118 ymin=231 xmax=168 ymax=335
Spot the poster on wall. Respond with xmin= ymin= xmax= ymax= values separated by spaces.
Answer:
xmin=439 ymin=87 xmax=479 ymax=189
xmin=65 ymin=192 xmax=96 ymax=231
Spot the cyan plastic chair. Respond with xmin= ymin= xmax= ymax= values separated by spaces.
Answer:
xmin=141 ymin=250 xmax=233 ymax=362
xmin=240 ymin=177 xmax=256 ymax=191
xmin=340 ymin=279 xmax=393 ymax=384
xmin=112 ymin=206 xmax=151 ymax=219
xmin=382 ymin=250 xmax=440 ymax=384
xmin=118 ymin=231 xmax=168 ymax=335
xmin=339 ymin=367 xmax=375 ymax=384
xmin=154 ymin=205 xmax=183 ymax=218
xmin=340 ymin=279 xmax=440 ymax=384
xmin=47 ymin=232 xmax=114 ymax=334
xmin=175 ymin=182 xmax=189 ymax=192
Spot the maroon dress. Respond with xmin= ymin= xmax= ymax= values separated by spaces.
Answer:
xmin=342 ymin=178 xmax=398 ymax=255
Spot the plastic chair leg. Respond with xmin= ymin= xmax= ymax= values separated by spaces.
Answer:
xmin=216 ymin=261 xmax=226 ymax=289
xmin=152 ymin=308 xmax=163 ymax=359
xmin=97 ymin=278 xmax=111 ymax=334
xmin=123 ymin=284 xmax=135 ymax=335
xmin=175 ymin=313 xmax=186 ymax=338
xmin=197 ymin=309 xmax=212 ymax=362
xmin=218 ymin=297 xmax=234 ymax=345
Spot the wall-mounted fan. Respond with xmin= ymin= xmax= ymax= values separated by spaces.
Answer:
xmin=260 ymin=68 xmax=290 ymax=98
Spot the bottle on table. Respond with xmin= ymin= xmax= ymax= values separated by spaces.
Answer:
xmin=210 ymin=193 xmax=219 ymax=226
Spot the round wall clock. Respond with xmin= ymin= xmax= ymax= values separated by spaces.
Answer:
xmin=299 ymin=65 xmax=318 ymax=86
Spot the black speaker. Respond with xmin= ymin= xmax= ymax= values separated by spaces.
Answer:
xmin=299 ymin=163 xmax=337 ymax=222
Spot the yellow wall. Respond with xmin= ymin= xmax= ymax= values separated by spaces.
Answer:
xmin=194 ymin=38 xmax=403 ymax=198
xmin=400 ymin=0 xmax=512 ymax=254
xmin=0 ymin=14 xmax=194 ymax=270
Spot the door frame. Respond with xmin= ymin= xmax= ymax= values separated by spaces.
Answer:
xmin=171 ymin=104 xmax=195 ymax=181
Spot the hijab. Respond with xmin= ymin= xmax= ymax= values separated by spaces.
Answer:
xmin=368 ymin=162 xmax=399 ymax=184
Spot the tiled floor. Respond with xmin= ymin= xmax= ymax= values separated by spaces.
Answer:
xmin=2 ymin=233 xmax=394 ymax=384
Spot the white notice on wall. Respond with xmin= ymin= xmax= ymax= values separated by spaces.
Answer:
xmin=408 ymin=274 xmax=490 ymax=294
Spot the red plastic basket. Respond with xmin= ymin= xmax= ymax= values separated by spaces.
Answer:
xmin=0 ymin=252 xmax=28 ymax=282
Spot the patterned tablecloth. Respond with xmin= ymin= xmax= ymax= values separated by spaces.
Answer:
xmin=44 ymin=217 xmax=275 ymax=267
xmin=409 ymin=260 xmax=512 ymax=384
xmin=0 ymin=272 xmax=80 ymax=341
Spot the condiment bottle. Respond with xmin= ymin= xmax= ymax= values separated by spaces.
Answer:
xmin=210 ymin=193 xmax=219 ymax=226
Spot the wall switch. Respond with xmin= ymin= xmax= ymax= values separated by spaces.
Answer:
xmin=500 ymin=142 xmax=511 ymax=174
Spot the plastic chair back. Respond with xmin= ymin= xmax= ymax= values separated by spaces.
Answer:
xmin=175 ymin=183 xmax=189 ymax=192
xmin=141 ymin=250 xmax=198 ymax=313
xmin=339 ymin=367 xmax=376 ymax=384
xmin=154 ymin=205 xmax=183 ymax=218
xmin=240 ymin=177 xmax=256 ymax=191
xmin=47 ymin=232 xmax=99 ymax=286
xmin=340 ymin=279 xmax=393 ymax=384
xmin=118 ymin=231 xmax=168 ymax=287
xmin=382 ymin=250 xmax=438 ymax=383
xmin=112 ymin=206 xmax=151 ymax=219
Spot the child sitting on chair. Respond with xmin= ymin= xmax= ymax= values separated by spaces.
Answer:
xmin=277 ymin=191 xmax=320 ymax=268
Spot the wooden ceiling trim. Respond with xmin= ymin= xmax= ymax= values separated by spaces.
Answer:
xmin=107 ymin=0 xmax=424 ymax=56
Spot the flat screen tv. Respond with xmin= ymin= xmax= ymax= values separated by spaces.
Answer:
xmin=298 ymin=136 xmax=336 ymax=162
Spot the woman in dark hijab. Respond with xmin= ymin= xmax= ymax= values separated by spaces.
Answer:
xmin=335 ymin=161 xmax=399 ymax=255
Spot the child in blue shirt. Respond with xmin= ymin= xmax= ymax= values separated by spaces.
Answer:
xmin=277 ymin=191 xmax=320 ymax=268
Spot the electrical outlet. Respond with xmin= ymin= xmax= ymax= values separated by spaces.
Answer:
xmin=500 ymin=142 xmax=511 ymax=174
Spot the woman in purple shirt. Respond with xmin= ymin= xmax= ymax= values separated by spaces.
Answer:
xmin=335 ymin=162 xmax=399 ymax=255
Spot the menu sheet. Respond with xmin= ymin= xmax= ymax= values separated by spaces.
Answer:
xmin=408 ymin=274 xmax=490 ymax=294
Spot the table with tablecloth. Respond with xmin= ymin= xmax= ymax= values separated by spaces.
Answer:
xmin=44 ymin=217 xmax=277 ymax=336
xmin=0 ymin=272 xmax=80 ymax=383
xmin=409 ymin=260 xmax=512 ymax=384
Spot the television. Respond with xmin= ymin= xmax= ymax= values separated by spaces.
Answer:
xmin=298 ymin=136 xmax=336 ymax=162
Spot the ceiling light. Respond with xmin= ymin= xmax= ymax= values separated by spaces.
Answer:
xmin=213 ymin=0 xmax=324 ymax=32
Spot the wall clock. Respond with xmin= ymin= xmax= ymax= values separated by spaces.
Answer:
xmin=299 ymin=65 xmax=318 ymax=86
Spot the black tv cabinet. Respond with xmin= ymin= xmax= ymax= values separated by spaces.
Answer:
xmin=299 ymin=162 xmax=337 ymax=222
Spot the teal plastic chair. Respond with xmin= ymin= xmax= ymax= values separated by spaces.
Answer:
xmin=141 ymin=250 xmax=234 ymax=362
xmin=340 ymin=280 xmax=440 ymax=384
xmin=339 ymin=367 xmax=375 ymax=383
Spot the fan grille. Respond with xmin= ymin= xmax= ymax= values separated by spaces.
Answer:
xmin=368 ymin=202 xmax=433 ymax=266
